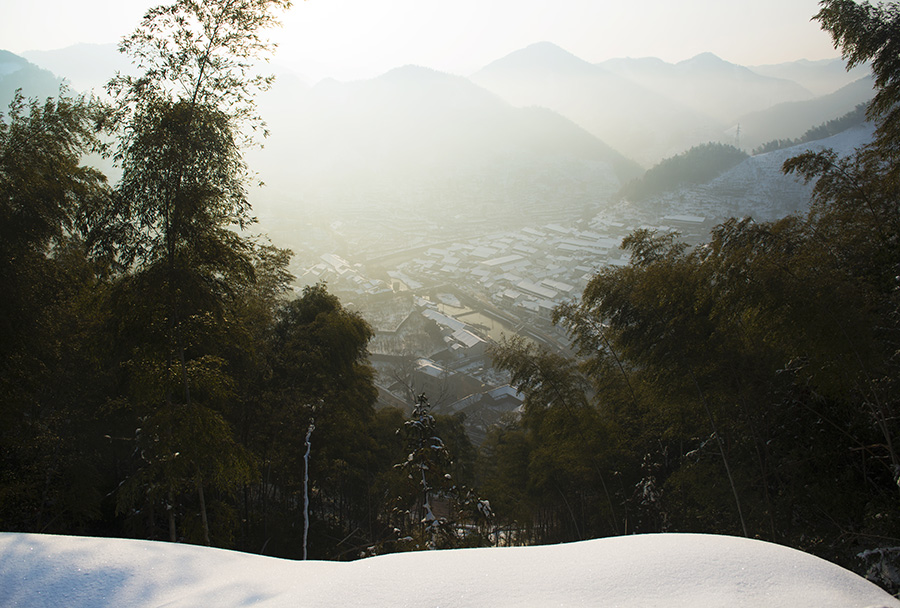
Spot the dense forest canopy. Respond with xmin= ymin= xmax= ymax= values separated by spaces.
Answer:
xmin=3 ymin=0 xmax=900 ymax=595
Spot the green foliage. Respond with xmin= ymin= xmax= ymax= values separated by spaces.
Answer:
xmin=816 ymin=0 xmax=900 ymax=145
xmin=234 ymin=283 xmax=391 ymax=559
xmin=96 ymin=0 xmax=293 ymax=545
xmin=484 ymin=5 xmax=900 ymax=576
xmin=477 ymin=419 xmax=533 ymax=541
xmin=492 ymin=202 xmax=900 ymax=553
xmin=435 ymin=413 xmax=478 ymax=487
xmin=103 ymin=99 xmax=254 ymax=271
xmin=0 ymin=244 xmax=115 ymax=534
xmin=107 ymin=0 xmax=291 ymax=135
xmin=773 ymin=7 xmax=900 ymax=575
xmin=393 ymin=394 xmax=454 ymax=548
xmin=491 ymin=335 xmax=591 ymax=413
xmin=1 ymin=90 xmax=107 ymax=373
xmin=12 ymin=0 xmax=900 ymax=577
xmin=1 ymin=89 xmax=107 ymax=263
xmin=0 ymin=89 xmax=113 ymax=535
xmin=487 ymin=337 xmax=625 ymax=543
xmin=0 ymin=0 xmax=436 ymax=562
xmin=618 ymin=142 xmax=748 ymax=202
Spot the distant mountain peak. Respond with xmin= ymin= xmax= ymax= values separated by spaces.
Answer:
xmin=521 ymin=41 xmax=576 ymax=55
xmin=380 ymin=64 xmax=448 ymax=81
xmin=475 ymin=41 xmax=599 ymax=77
xmin=678 ymin=52 xmax=733 ymax=69
xmin=688 ymin=51 xmax=725 ymax=62
xmin=511 ymin=41 xmax=588 ymax=63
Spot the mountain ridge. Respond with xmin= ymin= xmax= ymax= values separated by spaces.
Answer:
xmin=0 ymin=51 xmax=64 ymax=105
xmin=2 ymin=43 xmax=874 ymax=228
xmin=251 ymin=62 xmax=641 ymax=222
xmin=599 ymin=52 xmax=814 ymax=125
xmin=472 ymin=43 xmax=722 ymax=165
xmin=736 ymin=76 xmax=875 ymax=148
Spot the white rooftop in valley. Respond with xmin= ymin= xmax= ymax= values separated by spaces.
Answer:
xmin=663 ymin=214 xmax=707 ymax=224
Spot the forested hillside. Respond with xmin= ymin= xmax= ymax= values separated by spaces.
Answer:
xmin=0 ymin=50 xmax=63 ymax=106
xmin=752 ymin=103 xmax=869 ymax=154
xmin=617 ymin=142 xmax=748 ymax=201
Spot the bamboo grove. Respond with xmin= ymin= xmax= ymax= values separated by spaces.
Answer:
xmin=0 ymin=0 xmax=486 ymax=559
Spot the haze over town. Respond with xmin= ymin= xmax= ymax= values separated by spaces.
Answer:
xmin=0 ymin=0 xmax=878 ymax=447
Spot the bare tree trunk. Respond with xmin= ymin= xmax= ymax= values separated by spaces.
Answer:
xmin=303 ymin=421 xmax=315 ymax=560
xmin=196 ymin=468 xmax=210 ymax=546
xmin=168 ymin=488 xmax=177 ymax=542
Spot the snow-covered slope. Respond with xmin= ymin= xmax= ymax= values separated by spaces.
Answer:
xmin=1 ymin=532 xmax=897 ymax=608
xmin=634 ymin=123 xmax=876 ymax=221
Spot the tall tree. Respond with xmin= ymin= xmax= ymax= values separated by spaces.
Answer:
xmin=1 ymin=90 xmax=108 ymax=364
xmin=98 ymin=0 xmax=293 ymax=545
xmin=815 ymin=0 xmax=900 ymax=156
xmin=0 ymin=90 xmax=113 ymax=534
xmin=785 ymin=0 xmax=900 ymax=487
xmin=242 ymin=284 xmax=387 ymax=559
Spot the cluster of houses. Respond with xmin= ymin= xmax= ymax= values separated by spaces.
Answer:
xmin=420 ymin=306 xmax=487 ymax=360
xmin=357 ymin=293 xmax=524 ymax=443
xmin=391 ymin=221 xmax=636 ymax=323
xmin=297 ymin=214 xmax=711 ymax=444
xmin=300 ymin=252 xmax=393 ymax=296
xmin=299 ymin=216 xmax=709 ymax=322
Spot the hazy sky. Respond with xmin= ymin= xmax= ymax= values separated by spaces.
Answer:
xmin=4 ymin=0 xmax=840 ymax=82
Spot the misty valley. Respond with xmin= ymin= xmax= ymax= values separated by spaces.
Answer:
xmin=244 ymin=42 xmax=874 ymax=439
xmin=8 ymin=39 xmax=873 ymax=441
xmin=4 ymin=0 xmax=900 ymax=601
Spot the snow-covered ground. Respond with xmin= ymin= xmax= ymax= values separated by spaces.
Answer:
xmin=1 ymin=532 xmax=897 ymax=607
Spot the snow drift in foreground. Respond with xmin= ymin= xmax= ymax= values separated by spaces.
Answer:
xmin=1 ymin=532 xmax=898 ymax=608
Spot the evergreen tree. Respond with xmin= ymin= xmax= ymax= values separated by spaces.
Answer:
xmin=386 ymin=394 xmax=491 ymax=551
xmin=488 ymin=336 xmax=625 ymax=542
xmin=241 ymin=283 xmax=388 ymax=559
